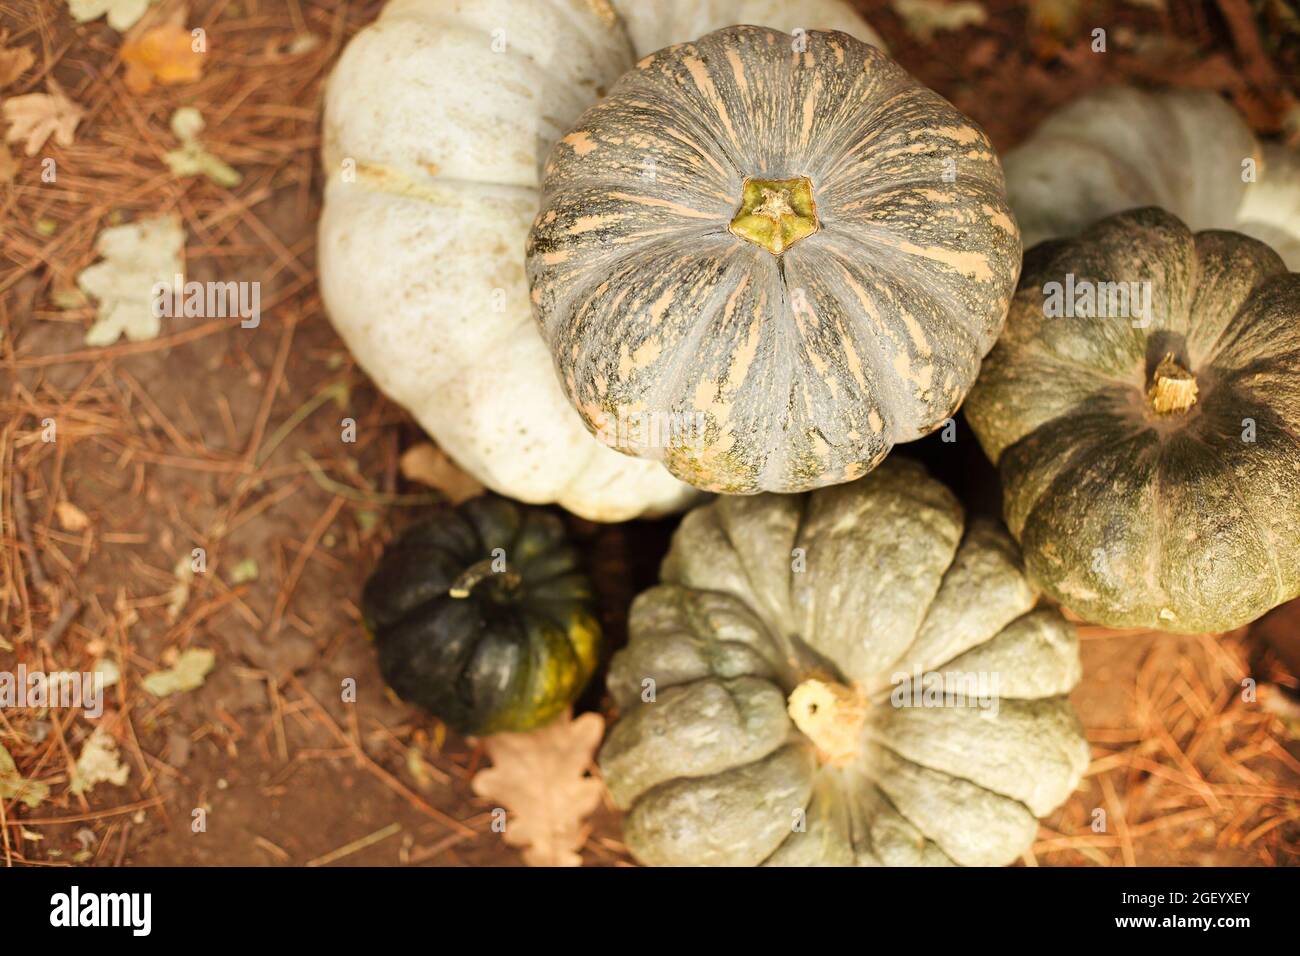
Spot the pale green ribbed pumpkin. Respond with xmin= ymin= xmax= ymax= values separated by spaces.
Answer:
xmin=600 ymin=459 xmax=1088 ymax=866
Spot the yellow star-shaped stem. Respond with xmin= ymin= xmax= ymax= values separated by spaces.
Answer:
xmin=728 ymin=176 xmax=819 ymax=255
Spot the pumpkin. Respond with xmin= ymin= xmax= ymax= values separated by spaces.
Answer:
xmin=362 ymin=495 xmax=600 ymax=735
xmin=318 ymin=0 xmax=696 ymax=522
xmin=1005 ymin=86 xmax=1300 ymax=269
xmin=599 ymin=458 xmax=1089 ymax=866
xmin=964 ymin=207 xmax=1300 ymax=633
xmin=527 ymin=26 xmax=1021 ymax=495
xmin=318 ymin=0 xmax=879 ymax=519
xmin=610 ymin=0 xmax=883 ymax=54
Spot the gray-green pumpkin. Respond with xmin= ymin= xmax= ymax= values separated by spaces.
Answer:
xmin=965 ymin=207 xmax=1300 ymax=634
xmin=526 ymin=25 xmax=1021 ymax=495
xmin=600 ymin=458 xmax=1088 ymax=867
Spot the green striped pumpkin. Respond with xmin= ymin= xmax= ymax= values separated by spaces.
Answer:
xmin=527 ymin=25 xmax=1021 ymax=494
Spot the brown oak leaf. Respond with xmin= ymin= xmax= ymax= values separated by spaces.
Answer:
xmin=122 ymin=22 xmax=203 ymax=93
xmin=470 ymin=710 xmax=606 ymax=867
xmin=399 ymin=442 xmax=485 ymax=504
xmin=2 ymin=80 xmax=84 ymax=156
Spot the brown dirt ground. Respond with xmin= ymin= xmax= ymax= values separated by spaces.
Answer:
xmin=2 ymin=0 xmax=1299 ymax=868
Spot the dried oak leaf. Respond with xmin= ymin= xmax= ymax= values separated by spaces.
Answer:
xmin=77 ymin=213 xmax=184 ymax=345
xmin=470 ymin=710 xmax=606 ymax=867
xmin=399 ymin=442 xmax=485 ymax=504
xmin=2 ymin=81 xmax=84 ymax=156
xmin=122 ymin=22 xmax=203 ymax=93
xmin=0 ymin=37 xmax=36 ymax=89
xmin=68 ymin=0 xmax=154 ymax=33
xmin=70 ymin=724 xmax=130 ymax=796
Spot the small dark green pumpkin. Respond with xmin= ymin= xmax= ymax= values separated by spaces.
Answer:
xmin=361 ymin=496 xmax=601 ymax=735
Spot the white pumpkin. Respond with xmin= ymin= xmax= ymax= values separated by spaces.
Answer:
xmin=610 ymin=0 xmax=884 ymax=54
xmin=320 ymin=0 xmax=881 ymax=520
xmin=319 ymin=0 xmax=682 ymax=521
xmin=1005 ymin=86 xmax=1300 ymax=268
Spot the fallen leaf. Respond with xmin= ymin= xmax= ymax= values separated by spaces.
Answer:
xmin=166 ymin=554 xmax=193 ymax=622
xmin=1027 ymin=0 xmax=1082 ymax=49
xmin=162 ymin=106 xmax=241 ymax=187
xmin=0 ymin=37 xmax=36 ymax=89
xmin=141 ymin=647 xmax=214 ymax=696
xmin=400 ymin=442 xmax=485 ymax=504
xmin=228 ymin=557 xmax=259 ymax=584
xmin=287 ymin=33 xmax=321 ymax=55
xmin=94 ymin=657 xmax=121 ymax=688
xmin=892 ymin=0 xmax=987 ymax=42
xmin=470 ymin=710 xmax=606 ymax=867
xmin=67 ymin=0 xmax=154 ymax=32
xmin=0 ymin=742 xmax=50 ymax=808
xmin=70 ymin=724 xmax=129 ymax=795
xmin=122 ymin=21 xmax=203 ymax=93
xmin=406 ymin=746 xmax=437 ymax=793
xmin=77 ymin=213 xmax=184 ymax=345
xmin=55 ymin=500 xmax=90 ymax=531
xmin=2 ymin=80 xmax=84 ymax=156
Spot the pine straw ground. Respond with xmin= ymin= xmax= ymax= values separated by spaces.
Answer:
xmin=1 ymin=0 xmax=1299 ymax=867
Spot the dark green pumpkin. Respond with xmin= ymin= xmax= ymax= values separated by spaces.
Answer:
xmin=965 ymin=207 xmax=1300 ymax=633
xmin=361 ymin=496 xmax=601 ymax=734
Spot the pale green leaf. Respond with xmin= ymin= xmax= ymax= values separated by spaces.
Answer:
xmin=142 ymin=648 xmax=215 ymax=697
xmin=228 ymin=557 xmax=259 ymax=584
xmin=163 ymin=107 xmax=242 ymax=188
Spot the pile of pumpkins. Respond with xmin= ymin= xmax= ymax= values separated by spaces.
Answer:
xmin=322 ymin=0 xmax=1300 ymax=867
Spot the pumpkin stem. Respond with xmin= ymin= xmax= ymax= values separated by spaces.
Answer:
xmin=449 ymin=559 xmax=522 ymax=599
xmin=1148 ymin=354 xmax=1198 ymax=415
xmin=787 ymin=678 xmax=868 ymax=767
xmin=728 ymin=176 xmax=818 ymax=255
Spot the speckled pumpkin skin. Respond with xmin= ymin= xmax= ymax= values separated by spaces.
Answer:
xmin=599 ymin=459 xmax=1088 ymax=867
xmin=527 ymin=26 xmax=1021 ymax=494
xmin=362 ymin=496 xmax=601 ymax=735
xmin=965 ymin=208 xmax=1300 ymax=633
